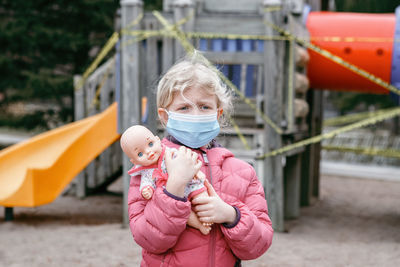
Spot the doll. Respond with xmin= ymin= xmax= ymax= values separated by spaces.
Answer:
xmin=120 ymin=125 xmax=212 ymax=235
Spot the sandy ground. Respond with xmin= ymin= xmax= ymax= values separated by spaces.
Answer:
xmin=1 ymin=174 xmax=400 ymax=267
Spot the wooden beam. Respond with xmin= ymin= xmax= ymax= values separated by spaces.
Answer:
xmin=120 ymin=0 xmax=143 ymax=226
xmin=263 ymin=0 xmax=285 ymax=232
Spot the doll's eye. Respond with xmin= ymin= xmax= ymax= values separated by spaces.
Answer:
xmin=138 ymin=152 xmax=143 ymax=157
xmin=149 ymin=142 xmax=153 ymax=147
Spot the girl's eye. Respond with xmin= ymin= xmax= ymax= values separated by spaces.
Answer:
xmin=179 ymin=106 xmax=188 ymax=110
xmin=138 ymin=152 xmax=143 ymax=157
xmin=200 ymin=105 xmax=210 ymax=110
xmin=148 ymin=142 xmax=153 ymax=147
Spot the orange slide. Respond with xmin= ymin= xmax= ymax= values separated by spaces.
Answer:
xmin=0 ymin=102 xmax=120 ymax=208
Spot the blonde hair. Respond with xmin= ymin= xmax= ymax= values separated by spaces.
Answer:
xmin=156 ymin=55 xmax=233 ymax=125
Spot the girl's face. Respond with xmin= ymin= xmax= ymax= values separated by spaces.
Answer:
xmin=158 ymin=86 xmax=223 ymax=124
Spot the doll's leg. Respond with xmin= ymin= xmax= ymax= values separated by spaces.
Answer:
xmin=141 ymin=185 xmax=154 ymax=199
xmin=191 ymin=191 xmax=213 ymax=227
xmin=187 ymin=210 xmax=211 ymax=235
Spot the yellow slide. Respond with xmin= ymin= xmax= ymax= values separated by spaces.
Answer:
xmin=0 ymin=102 xmax=120 ymax=207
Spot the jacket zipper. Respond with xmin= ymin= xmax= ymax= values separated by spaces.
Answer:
xmin=203 ymin=151 xmax=216 ymax=267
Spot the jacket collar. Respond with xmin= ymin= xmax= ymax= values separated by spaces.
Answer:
xmin=165 ymin=135 xmax=221 ymax=150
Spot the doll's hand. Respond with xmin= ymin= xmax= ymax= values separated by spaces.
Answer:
xmin=192 ymin=180 xmax=236 ymax=225
xmin=165 ymin=146 xmax=202 ymax=197
xmin=142 ymin=186 xmax=154 ymax=200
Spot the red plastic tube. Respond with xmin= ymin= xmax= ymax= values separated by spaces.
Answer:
xmin=306 ymin=11 xmax=396 ymax=94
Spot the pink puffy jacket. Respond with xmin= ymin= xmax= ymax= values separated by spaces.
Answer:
xmin=128 ymin=138 xmax=273 ymax=266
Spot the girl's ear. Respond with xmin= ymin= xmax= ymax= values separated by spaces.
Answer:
xmin=158 ymin=108 xmax=168 ymax=125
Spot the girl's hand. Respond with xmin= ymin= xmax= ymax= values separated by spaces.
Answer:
xmin=165 ymin=146 xmax=202 ymax=197
xmin=192 ymin=180 xmax=236 ymax=225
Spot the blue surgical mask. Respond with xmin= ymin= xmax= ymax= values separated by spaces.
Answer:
xmin=165 ymin=111 xmax=220 ymax=148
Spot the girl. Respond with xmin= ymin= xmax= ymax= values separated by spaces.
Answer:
xmin=127 ymin=55 xmax=273 ymax=266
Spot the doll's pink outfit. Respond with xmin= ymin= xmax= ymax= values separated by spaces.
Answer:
xmin=128 ymin=146 xmax=206 ymax=200
xmin=127 ymin=138 xmax=273 ymax=266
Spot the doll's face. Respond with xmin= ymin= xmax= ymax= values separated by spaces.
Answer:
xmin=123 ymin=127 xmax=162 ymax=166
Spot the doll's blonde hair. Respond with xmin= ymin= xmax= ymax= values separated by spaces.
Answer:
xmin=156 ymin=54 xmax=233 ymax=125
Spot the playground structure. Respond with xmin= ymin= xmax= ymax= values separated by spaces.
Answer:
xmin=1 ymin=0 xmax=400 ymax=232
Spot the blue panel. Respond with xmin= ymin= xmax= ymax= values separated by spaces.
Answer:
xmin=199 ymin=39 xmax=208 ymax=51
xmin=227 ymin=40 xmax=241 ymax=89
xmin=212 ymin=39 xmax=223 ymax=51
xmin=257 ymin=40 xmax=264 ymax=52
xmin=302 ymin=4 xmax=312 ymax=25
xmin=391 ymin=6 xmax=400 ymax=105
xmin=257 ymin=40 xmax=264 ymax=94
xmin=242 ymin=40 xmax=254 ymax=97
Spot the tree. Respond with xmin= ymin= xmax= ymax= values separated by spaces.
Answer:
xmin=0 ymin=0 xmax=120 ymax=130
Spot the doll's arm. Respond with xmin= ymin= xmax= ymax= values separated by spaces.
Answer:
xmin=139 ymin=169 xmax=156 ymax=200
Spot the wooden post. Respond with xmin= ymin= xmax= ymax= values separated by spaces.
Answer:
xmin=172 ymin=0 xmax=195 ymax=60
xmin=100 ymin=64 xmax=113 ymax=181
xmin=120 ymin=0 xmax=143 ymax=226
xmin=144 ymin=18 xmax=159 ymax=134
xmin=263 ymin=0 xmax=285 ymax=232
xmin=310 ymin=90 xmax=323 ymax=198
xmin=5 ymin=207 xmax=14 ymax=221
xmin=306 ymin=0 xmax=327 ymax=201
xmin=73 ymin=75 xmax=87 ymax=198
xmin=85 ymin=76 xmax=97 ymax=190
xmin=284 ymin=154 xmax=301 ymax=219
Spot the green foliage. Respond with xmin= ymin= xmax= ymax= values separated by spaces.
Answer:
xmin=144 ymin=0 xmax=163 ymax=11
xmin=0 ymin=0 xmax=119 ymax=130
xmin=330 ymin=92 xmax=396 ymax=115
xmin=335 ymin=0 xmax=399 ymax=13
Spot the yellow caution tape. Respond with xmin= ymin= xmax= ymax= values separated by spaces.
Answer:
xmin=126 ymin=29 xmax=288 ymax=41
xmin=322 ymin=145 xmax=400 ymax=159
xmin=257 ymin=107 xmax=400 ymax=159
xmin=175 ymin=9 xmax=195 ymax=27
xmin=228 ymin=116 xmax=251 ymax=150
xmin=264 ymin=19 xmax=400 ymax=96
xmin=123 ymin=12 xmax=144 ymax=32
xmin=126 ymin=30 xmax=400 ymax=44
xmin=263 ymin=6 xmax=282 ymax=13
xmin=88 ymin=57 xmax=116 ymax=111
xmin=310 ymin=36 xmax=400 ymax=43
xmin=74 ymin=32 xmax=119 ymax=91
xmin=323 ymin=107 xmax=398 ymax=127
